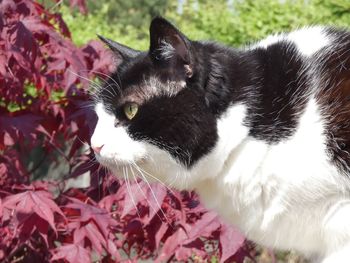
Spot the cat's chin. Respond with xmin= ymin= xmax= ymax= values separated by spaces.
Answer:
xmin=94 ymin=155 xmax=125 ymax=171
xmin=96 ymin=155 xmax=149 ymax=177
xmin=98 ymin=158 xmax=177 ymax=187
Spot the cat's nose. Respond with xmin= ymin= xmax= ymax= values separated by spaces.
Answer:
xmin=92 ymin=144 xmax=104 ymax=154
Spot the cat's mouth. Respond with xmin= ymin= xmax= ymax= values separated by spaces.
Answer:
xmin=95 ymin=153 xmax=147 ymax=172
xmin=95 ymin=154 xmax=158 ymax=183
xmin=95 ymin=155 xmax=117 ymax=169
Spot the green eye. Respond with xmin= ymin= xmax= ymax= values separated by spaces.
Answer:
xmin=123 ymin=102 xmax=138 ymax=120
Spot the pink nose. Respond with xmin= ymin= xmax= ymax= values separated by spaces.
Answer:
xmin=92 ymin=144 xmax=104 ymax=154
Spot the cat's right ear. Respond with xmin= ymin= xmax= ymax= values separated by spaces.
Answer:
xmin=97 ymin=35 xmax=140 ymax=61
xmin=149 ymin=17 xmax=193 ymax=78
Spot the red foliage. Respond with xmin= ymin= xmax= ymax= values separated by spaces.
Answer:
xmin=0 ymin=1 xmax=254 ymax=262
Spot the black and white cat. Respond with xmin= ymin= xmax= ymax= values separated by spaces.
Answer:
xmin=91 ymin=17 xmax=350 ymax=262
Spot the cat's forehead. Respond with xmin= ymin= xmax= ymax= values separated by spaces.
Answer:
xmin=100 ymin=58 xmax=186 ymax=109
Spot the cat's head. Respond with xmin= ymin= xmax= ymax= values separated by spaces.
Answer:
xmin=90 ymin=17 xmax=231 ymax=188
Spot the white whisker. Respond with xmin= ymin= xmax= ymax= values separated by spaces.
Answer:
xmin=129 ymin=164 xmax=165 ymax=223
xmin=131 ymin=162 xmax=170 ymax=224
xmin=76 ymin=69 xmax=123 ymax=96
xmin=133 ymin=162 xmax=176 ymax=196
xmin=122 ymin=165 xmax=141 ymax=218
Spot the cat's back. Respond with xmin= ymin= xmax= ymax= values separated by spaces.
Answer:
xmin=247 ymin=26 xmax=350 ymax=175
xmin=313 ymin=28 xmax=350 ymax=175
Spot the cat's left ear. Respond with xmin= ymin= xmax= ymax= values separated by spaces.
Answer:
xmin=149 ymin=17 xmax=193 ymax=78
xmin=98 ymin=35 xmax=141 ymax=61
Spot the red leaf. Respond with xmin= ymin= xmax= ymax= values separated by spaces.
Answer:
xmin=219 ymin=224 xmax=245 ymax=263
xmin=99 ymin=193 xmax=121 ymax=212
xmin=53 ymin=13 xmax=71 ymax=38
xmin=145 ymin=183 xmax=167 ymax=223
xmin=156 ymin=227 xmax=188 ymax=262
xmin=0 ymin=198 xmax=3 ymax=218
xmin=121 ymin=182 xmax=147 ymax=217
xmin=185 ymin=211 xmax=221 ymax=241
xmin=155 ymin=222 xmax=168 ymax=249
xmin=175 ymin=246 xmax=193 ymax=261
xmin=51 ymin=244 xmax=90 ymax=263
xmin=3 ymin=190 xmax=64 ymax=231
xmin=0 ymin=0 xmax=16 ymax=12
xmin=107 ymin=239 xmax=121 ymax=262
xmin=79 ymin=221 xmax=106 ymax=255
xmin=65 ymin=198 xmax=116 ymax=238
xmin=0 ymin=113 xmax=42 ymax=147
xmin=20 ymin=214 xmax=49 ymax=246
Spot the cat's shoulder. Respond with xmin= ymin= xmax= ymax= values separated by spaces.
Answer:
xmin=249 ymin=26 xmax=350 ymax=57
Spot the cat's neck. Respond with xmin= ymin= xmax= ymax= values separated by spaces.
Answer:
xmin=192 ymin=42 xmax=260 ymax=116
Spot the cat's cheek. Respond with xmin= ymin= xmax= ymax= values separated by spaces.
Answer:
xmin=97 ymin=127 xmax=148 ymax=165
xmin=92 ymin=103 xmax=148 ymax=166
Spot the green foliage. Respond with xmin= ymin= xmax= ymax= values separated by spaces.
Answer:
xmin=61 ymin=0 xmax=350 ymax=49
xmin=61 ymin=4 xmax=148 ymax=49
xmin=166 ymin=0 xmax=350 ymax=46
xmin=87 ymin=0 xmax=168 ymax=27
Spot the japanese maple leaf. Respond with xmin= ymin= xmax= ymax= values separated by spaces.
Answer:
xmin=120 ymin=181 xmax=167 ymax=222
xmin=156 ymin=227 xmax=188 ymax=263
xmin=65 ymin=197 xmax=117 ymax=238
xmin=73 ymin=219 xmax=121 ymax=260
xmin=0 ymin=197 xmax=3 ymax=218
xmin=51 ymin=244 xmax=90 ymax=263
xmin=144 ymin=183 xmax=167 ymax=223
xmin=184 ymin=211 xmax=221 ymax=242
xmin=219 ymin=224 xmax=245 ymax=263
xmin=2 ymin=190 xmax=64 ymax=231
xmin=0 ymin=113 xmax=42 ymax=147
xmin=74 ymin=221 xmax=106 ymax=255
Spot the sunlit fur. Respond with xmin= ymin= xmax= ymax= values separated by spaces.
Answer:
xmin=91 ymin=18 xmax=350 ymax=262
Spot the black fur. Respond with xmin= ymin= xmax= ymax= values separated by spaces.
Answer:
xmin=244 ymin=42 xmax=309 ymax=143
xmin=316 ymin=28 xmax=350 ymax=174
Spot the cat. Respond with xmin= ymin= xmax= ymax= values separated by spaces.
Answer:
xmin=91 ymin=17 xmax=350 ymax=262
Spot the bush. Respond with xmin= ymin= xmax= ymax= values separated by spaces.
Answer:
xmin=168 ymin=0 xmax=350 ymax=46
xmin=62 ymin=0 xmax=350 ymax=49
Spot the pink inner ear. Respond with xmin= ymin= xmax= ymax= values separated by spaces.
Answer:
xmin=184 ymin=65 xmax=193 ymax=78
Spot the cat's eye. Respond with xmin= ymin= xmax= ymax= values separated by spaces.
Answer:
xmin=123 ymin=102 xmax=138 ymax=120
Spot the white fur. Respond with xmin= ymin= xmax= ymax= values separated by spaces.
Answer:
xmin=145 ymin=76 xmax=186 ymax=98
xmin=91 ymin=27 xmax=350 ymax=262
xmin=158 ymin=40 xmax=176 ymax=60
xmin=253 ymin=26 xmax=330 ymax=57
xmin=91 ymin=103 xmax=147 ymax=166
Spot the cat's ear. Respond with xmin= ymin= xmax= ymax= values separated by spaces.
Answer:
xmin=149 ymin=17 xmax=193 ymax=77
xmin=97 ymin=35 xmax=140 ymax=61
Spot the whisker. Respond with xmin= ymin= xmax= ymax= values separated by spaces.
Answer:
xmin=100 ymin=83 xmax=120 ymax=99
xmin=89 ymin=70 xmax=122 ymax=95
xmin=168 ymin=170 xmax=181 ymax=189
xmin=77 ymin=69 xmax=123 ymax=96
xmin=76 ymin=136 xmax=91 ymax=148
xmin=78 ymin=101 xmax=96 ymax=109
xmin=67 ymin=68 xmax=102 ymax=91
xmin=67 ymin=69 xmax=118 ymax=103
xmin=133 ymin=162 xmax=176 ymax=196
xmin=131 ymin=162 xmax=170 ymax=224
xmin=129 ymin=164 xmax=164 ymax=220
xmin=122 ymin=165 xmax=141 ymax=218
xmin=82 ymin=160 xmax=98 ymax=171
xmin=104 ymin=166 xmax=114 ymax=195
